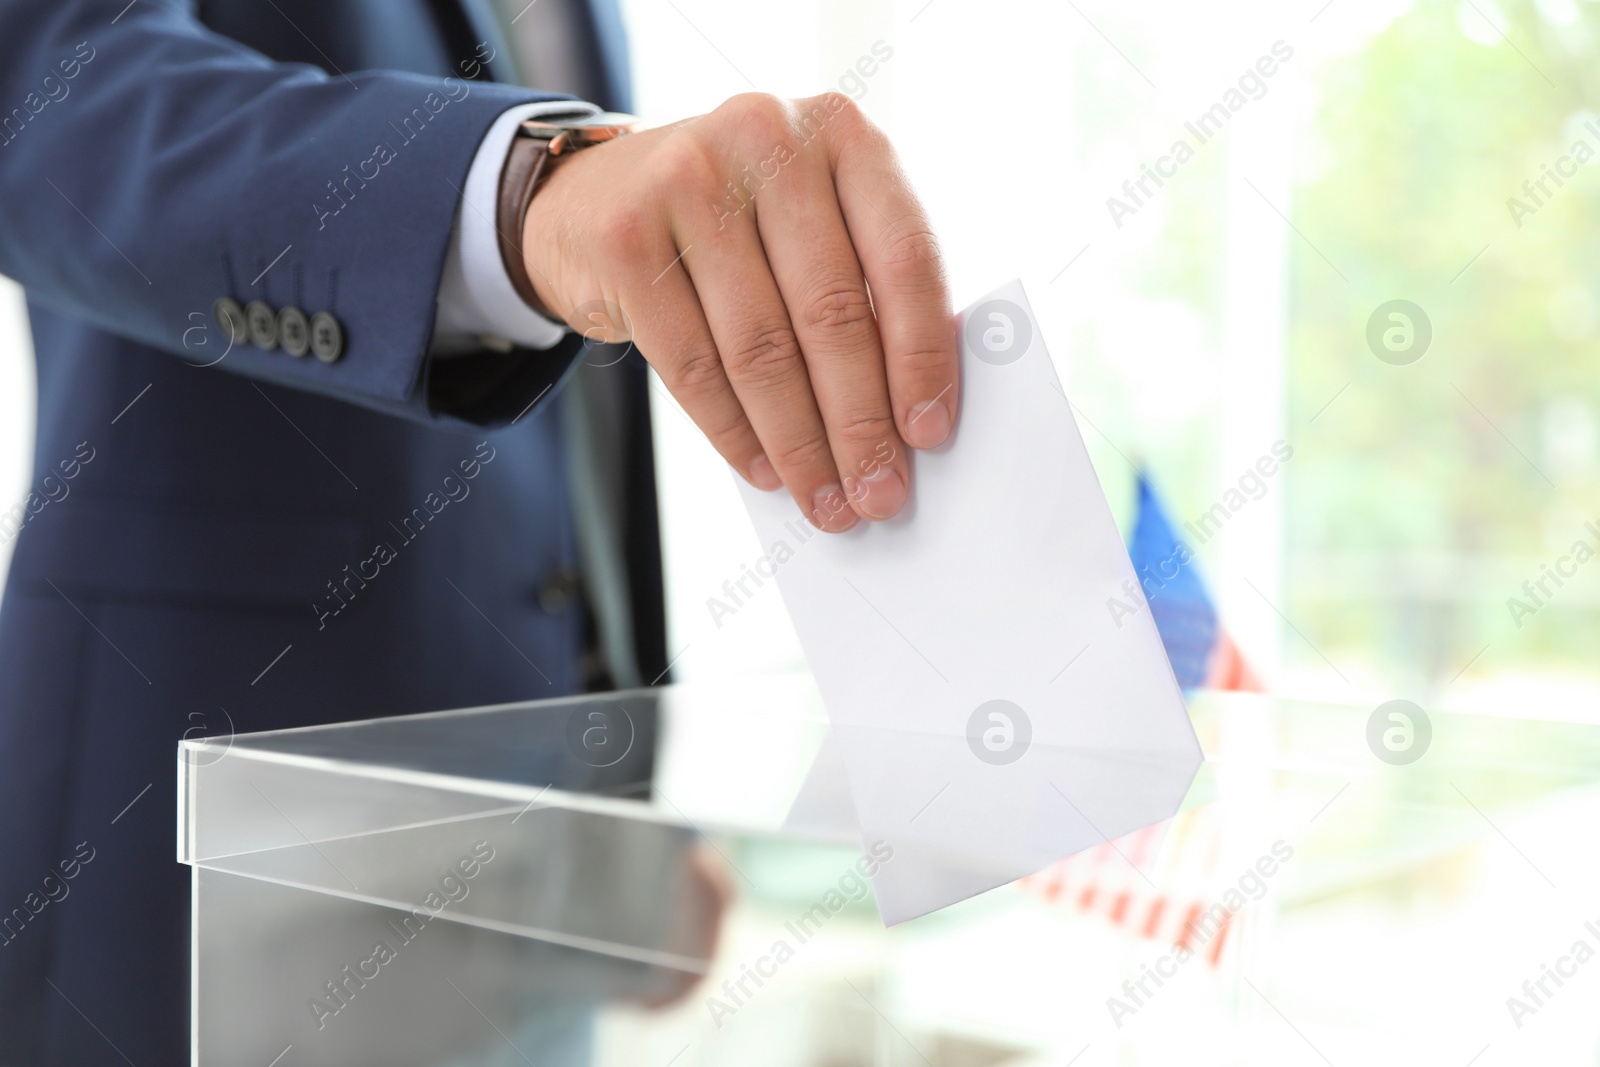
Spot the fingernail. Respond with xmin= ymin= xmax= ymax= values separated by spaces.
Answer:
xmin=906 ymin=399 xmax=951 ymax=449
xmin=809 ymin=483 xmax=859 ymax=532
xmin=854 ymin=465 xmax=906 ymax=520
xmin=747 ymin=453 xmax=782 ymax=491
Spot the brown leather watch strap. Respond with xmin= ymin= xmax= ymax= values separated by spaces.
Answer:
xmin=496 ymin=134 xmax=561 ymax=321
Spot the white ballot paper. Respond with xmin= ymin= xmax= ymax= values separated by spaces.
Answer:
xmin=737 ymin=280 xmax=1204 ymax=924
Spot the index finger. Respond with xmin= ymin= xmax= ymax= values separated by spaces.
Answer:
xmin=819 ymin=94 xmax=959 ymax=450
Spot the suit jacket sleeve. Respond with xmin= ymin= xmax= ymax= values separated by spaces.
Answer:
xmin=0 ymin=0 xmax=587 ymax=427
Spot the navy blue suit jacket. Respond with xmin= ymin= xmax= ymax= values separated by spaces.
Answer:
xmin=0 ymin=1 xmax=661 ymax=1062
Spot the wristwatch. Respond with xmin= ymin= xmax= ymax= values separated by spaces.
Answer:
xmin=496 ymin=111 xmax=638 ymax=320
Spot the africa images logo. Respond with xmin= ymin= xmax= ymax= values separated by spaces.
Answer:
xmin=966 ymin=699 xmax=1032 ymax=765
xmin=965 ymin=299 xmax=1032 ymax=366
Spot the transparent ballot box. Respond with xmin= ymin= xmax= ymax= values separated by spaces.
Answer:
xmin=179 ymin=675 xmax=1600 ymax=1066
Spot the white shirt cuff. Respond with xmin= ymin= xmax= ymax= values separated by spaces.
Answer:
xmin=434 ymin=100 xmax=600 ymax=353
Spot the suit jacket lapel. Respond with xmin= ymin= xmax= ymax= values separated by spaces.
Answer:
xmin=578 ymin=0 xmax=633 ymax=111
xmin=446 ymin=0 xmax=519 ymax=83
xmin=452 ymin=0 xmax=632 ymax=111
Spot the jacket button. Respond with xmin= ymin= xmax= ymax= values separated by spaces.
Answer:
xmin=278 ymin=307 xmax=310 ymax=357
xmin=212 ymin=298 xmax=248 ymax=345
xmin=536 ymin=567 xmax=580 ymax=614
xmin=310 ymin=311 xmax=344 ymax=363
xmin=245 ymin=300 xmax=278 ymax=350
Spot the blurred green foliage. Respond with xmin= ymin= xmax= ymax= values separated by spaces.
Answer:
xmin=1288 ymin=0 xmax=1600 ymax=692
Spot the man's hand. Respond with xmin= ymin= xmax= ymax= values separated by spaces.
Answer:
xmin=634 ymin=843 xmax=733 ymax=1010
xmin=521 ymin=92 xmax=958 ymax=532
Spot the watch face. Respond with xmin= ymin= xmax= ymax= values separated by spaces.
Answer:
xmin=520 ymin=112 xmax=640 ymax=145
xmin=573 ymin=111 xmax=640 ymax=129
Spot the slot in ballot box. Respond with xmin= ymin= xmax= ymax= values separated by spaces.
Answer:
xmin=179 ymin=674 xmax=1600 ymax=1066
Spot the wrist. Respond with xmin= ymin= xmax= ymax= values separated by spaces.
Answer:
xmin=496 ymin=112 xmax=640 ymax=329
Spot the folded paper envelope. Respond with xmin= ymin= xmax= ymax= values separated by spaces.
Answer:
xmin=737 ymin=279 xmax=1204 ymax=923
